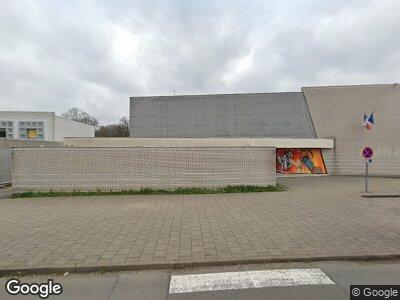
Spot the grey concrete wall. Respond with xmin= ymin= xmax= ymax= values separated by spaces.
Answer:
xmin=12 ymin=147 xmax=276 ymax=192
xmin=303 ymin=84 xmax=400 ymax=176
xmin=0 ymin=149 xmax=11 ymax=185
xmin=0 ymin=139 xmax=63 ymax=185
xmin=130 ymin=93 xmax=316 ymax=138
xmin=54 ymin=117 xmax=95 ymax=141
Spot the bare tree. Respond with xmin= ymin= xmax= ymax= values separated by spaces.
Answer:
xmin=95 ymin=117 xmax=130 ymax=137
xmin=119 ymin=116 xmax=129 ymax=132
xmin=61 ymin=107 xmax=99 ymax=127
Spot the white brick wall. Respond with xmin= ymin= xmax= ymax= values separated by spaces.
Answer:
xmin=12 ymin=147 xmax=276 ymax=192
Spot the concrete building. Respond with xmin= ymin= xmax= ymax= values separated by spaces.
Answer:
xmin=0 ymin=111 xmax=95 ymax=142
xmin=129 ymin=83 xmax=400 ymax=176
xmin=12 ymin=83 xmax=399 ymax=192
xmin=303 ymin=84 xmax=400 ymax=176
xmin=130 ymin=92 xmax=316 ymax=138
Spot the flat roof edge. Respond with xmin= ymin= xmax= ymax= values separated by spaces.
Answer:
xmin=302 ymin=83 xmax=399 ymax=90
xmin=129 ymin=83 xmax=399 ymax=99
xmin=63 ymin=137 xmax=334 ymax=149
xmin=130 ymin=91 xmax=302 ymax=99
xmin=54 ymin=116 xmax=97 ymax=128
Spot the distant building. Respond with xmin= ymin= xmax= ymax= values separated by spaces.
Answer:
xmin=0 ymin=111 xmax=95 ymax=141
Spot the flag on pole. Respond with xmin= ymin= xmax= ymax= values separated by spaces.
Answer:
xmin=363 ymin=113 xmax=375 ymax=130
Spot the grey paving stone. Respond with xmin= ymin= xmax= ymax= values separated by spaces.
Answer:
xmin=0 ymin=176 xmax=399 ymax=270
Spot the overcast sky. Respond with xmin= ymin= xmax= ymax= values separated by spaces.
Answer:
xmin=1 ymin=0 xmax=399 ymax=124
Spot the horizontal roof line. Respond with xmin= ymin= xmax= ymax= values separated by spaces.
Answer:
xmin=130 ymin=91 xmax=302 ymax=99
xmin=131 ymin=83 xmax=399 ymax=98
xmin=0 ymin=111 xmax=55 ymax=113
xmin=302 ymin=83 xmax=398 ymax=89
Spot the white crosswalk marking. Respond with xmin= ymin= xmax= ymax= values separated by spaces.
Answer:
xmin=169 ymin=268 xmax=335 ymax=294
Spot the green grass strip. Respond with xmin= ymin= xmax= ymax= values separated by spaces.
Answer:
xmin=12 ymin=184 xmax=284 ymax=198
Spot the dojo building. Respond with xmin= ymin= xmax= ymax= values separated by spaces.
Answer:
xmin=20 ymin=83 xmax=399 ymax=192
xmin=127 ymin=83 xmax=400 ymax=176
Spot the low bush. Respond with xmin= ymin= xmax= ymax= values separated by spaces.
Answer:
xmin=12 ymin=184 xmax=284 ymax=198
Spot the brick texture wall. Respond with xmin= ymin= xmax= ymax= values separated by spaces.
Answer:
xmin=12 ymin=147 xmax=276 ymax=191
xmin=0 ymin=139 xmax=63 ymax=185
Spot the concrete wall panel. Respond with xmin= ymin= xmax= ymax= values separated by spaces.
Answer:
xmin=130 ymin=93 xmax=316 ymax=138
xmin=0 ymin=138 xmax=63 ymax=149
xmin=0 ymin=149 xmax=11 ymax=185
xmin=54 ymin=117 xmax=95 ymax=141
xmin=63 ymin=137 xmax=334 ymax=148
xmin=303 ymin=84 xmax=400 ymax=176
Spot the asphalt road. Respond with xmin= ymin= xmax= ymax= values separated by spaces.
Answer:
xmin=1 ymin=260 xmax=400 ymax=299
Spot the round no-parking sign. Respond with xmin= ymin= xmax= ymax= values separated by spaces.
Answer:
xmin=361 ymin=146 xmax=374 ymax=159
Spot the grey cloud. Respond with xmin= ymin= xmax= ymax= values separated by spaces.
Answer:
xmin=0 ymin=0 xmax=399 ymax=123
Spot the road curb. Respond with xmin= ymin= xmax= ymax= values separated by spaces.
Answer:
xmin=1 ymin=254 xmax=400 ymax=277
xmin=361 ymin=193 xmax=400 ymax=198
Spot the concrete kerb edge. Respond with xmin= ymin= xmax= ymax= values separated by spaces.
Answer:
xmin=1 ymin=254 xmax=400 ymax=277
xmin=361 ymin=193 xmax=400 ymax=198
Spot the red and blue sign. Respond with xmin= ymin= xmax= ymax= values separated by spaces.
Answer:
xmin=361 ymin=146 xmax=373 ymax=163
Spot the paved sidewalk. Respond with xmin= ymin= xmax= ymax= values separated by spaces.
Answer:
xmin=0 ymin=176 xmax=399 ymax=273
xmin=0 ymin=186 xmax=12 ymax=199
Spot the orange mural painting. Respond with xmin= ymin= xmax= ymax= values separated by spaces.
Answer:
xmin=276 ymin=148 xmax=327 ymax=174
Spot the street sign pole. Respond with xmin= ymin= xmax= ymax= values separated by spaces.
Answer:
xmin=365 ymin=161 xmax=369 ymax=193
xmin=361 ymin=147 xmax=373 ymax=194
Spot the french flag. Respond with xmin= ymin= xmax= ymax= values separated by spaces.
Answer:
xmin=363 ymin=113 xmax=374 ymax=130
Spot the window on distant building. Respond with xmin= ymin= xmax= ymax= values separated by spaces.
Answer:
xmin=18 ymin=121 xmax=44 ymax=140
xmin=0 ymin=121 xmax=14 ymax=139
xmin=27 ymin=128 xmax=38 ymax=139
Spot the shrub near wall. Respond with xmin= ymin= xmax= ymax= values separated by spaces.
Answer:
xmin=12 ymin=147 xmax=276 ymax=192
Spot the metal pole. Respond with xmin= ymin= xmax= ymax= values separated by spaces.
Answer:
xmin=365 ymin=161 xmax=369 ymax=193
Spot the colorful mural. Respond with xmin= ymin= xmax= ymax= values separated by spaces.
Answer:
xmin=276 ymin=148 xmax=327 ymax=174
